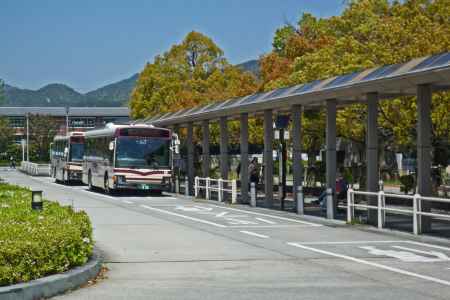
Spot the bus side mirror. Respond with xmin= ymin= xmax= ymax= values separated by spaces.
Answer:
xmin=109 ymin=141 xmax=115 ymax=151
xmin=64 ymin=147 xmax=69 ymax=157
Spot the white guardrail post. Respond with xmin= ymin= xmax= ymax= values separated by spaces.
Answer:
xmin=218 ymin=179 xmax=223 ymax=202
xmin=413 ymin=193 xmax=420 ymax=235
xmin=250 ymin=182 xmax=256 ymax=207
xmin=296 ymin=185 xmax=304 ymax=215
xmin=377 ymin=191 xmax=384 ymax=229
xmin=347 ymin=188 xmax=353 ymax=223
xmin=206 ymin=177 xmax=210 ymax=200
xmin=175 ymin=176 xmax=179 ymax=194
xmin=194 ymin=176 xmax=199 ymax=197
xmin=185 ymin=176 xmax=189 ymax=196
xmin=231 ymin=180 xmax=237 ymax=204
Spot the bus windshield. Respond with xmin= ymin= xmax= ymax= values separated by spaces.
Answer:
xmin=115 ymin=137 xmax=170 ymax=169
xmin=70 ymin=143 xmax=85 ymax=161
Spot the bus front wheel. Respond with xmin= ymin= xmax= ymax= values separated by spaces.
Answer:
xmin=104 ymin=175 xmax=114 ymax=195
xmin=88 ymin=171 xmax=94 ymax=190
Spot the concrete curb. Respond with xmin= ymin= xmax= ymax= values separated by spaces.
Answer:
xmin=0 ymin=249 xmax=102 ymax=300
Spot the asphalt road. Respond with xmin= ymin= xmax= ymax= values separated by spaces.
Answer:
xmin=2 ymin=168 xmax=450 ymax=300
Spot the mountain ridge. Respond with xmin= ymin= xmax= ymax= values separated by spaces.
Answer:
xmin=2 ymin=59 xmax=259 ymax=107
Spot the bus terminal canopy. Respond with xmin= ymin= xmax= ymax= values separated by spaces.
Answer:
xmin=146 ymin=52 xmax=450 ymax=127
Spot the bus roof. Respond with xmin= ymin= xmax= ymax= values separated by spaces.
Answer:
xmin=84 ymin=123 xmax=170 ymax=138
xmin=53 ymin=132 xmax=85 ymax=142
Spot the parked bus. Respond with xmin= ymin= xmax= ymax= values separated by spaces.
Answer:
xmin=82 ymin=123 xmax=175 ymax=194
xmin=50 ymin=132 xmax=85 ymax=183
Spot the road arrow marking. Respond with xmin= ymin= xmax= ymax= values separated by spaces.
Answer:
xmin=391 ymin=246 xmax=450 ymax=262
xmin=360 ymin=245 xmax=450 ymax=262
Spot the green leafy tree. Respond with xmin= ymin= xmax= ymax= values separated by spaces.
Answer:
xmin=261 ymin=0 xmax=450 ymax=153
xmin=130 ymin=31 xmax=257 ymax=120
xmin=0 ymin=117 xmax=13 ymax=157
xmin=29 ymin=114 xmax=59 ymax=162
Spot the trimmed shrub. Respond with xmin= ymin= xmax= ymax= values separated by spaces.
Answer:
xmin=0 ymin=183 xmax=94 ymax=286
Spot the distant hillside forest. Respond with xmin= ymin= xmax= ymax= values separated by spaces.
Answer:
xmin=1 ymin=74 xmax=138 ymax=107
xmin=1 ymin=60 xmax=259 ymax=107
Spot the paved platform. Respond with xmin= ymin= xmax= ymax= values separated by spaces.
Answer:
xmin=2 ymin=168 xmax=450 ymax=300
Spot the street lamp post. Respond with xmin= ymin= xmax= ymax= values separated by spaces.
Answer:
xmin=65 ymin=106 xmax=70 ymax=136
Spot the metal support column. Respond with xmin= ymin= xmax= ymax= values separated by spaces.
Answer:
xmin=187 ymin=122 xmax=194 ymax=196
xmin=219 ymin=116 xmax=229 ymax=180
xmin=366 ymin=92 xmax=379 ymax=225
xmin=201 ymin=120 xmax=210 ymax=178
xmin=417 ymin=84 xmax=432 ymax=232
xmin=292 ymin=105 xmax=303 ymax=213
xmin=240 ymin=113 xmax=249 ymax=204
xmin=326 ymin=100 xmax=337 ymax=219
xmin=264 ymin=109 xmax=274 ymax=208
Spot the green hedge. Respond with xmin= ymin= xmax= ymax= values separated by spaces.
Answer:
xmin=0 ymin=183 xmax=94 ymax=286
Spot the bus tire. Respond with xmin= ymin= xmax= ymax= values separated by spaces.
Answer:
xmin=63 ymin=170 xmax=69 ymax=185
xmin=104 ymin=174 xmax=114 ymax=195
xmin=88 ymin=171 xmax=94 ymax=190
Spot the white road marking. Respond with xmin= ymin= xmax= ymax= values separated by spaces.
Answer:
xmin=215 ymin=212 xmax=228 ymax=217
xmin=255 ymin=217 xmax=277 ymax=225
xmin=240 ymin=231 xmax=269 ymax=239
xmin=140 ymin=205 xmax=227 ymax=228
xmin=287 ymin=242 xmax=450 ymax=286
xmin=391 ymin=246 xmax=450 ymax=261
xmin=123 ymin=200 xmax=134 ymax=204
xmin=228 ymin=225 xmax=317 ymax=228
xmin=175 ymin=205 xmax=212 ymax=212
xmin=81 ymin=190 xmax=118 ymax=200
xmin=360 ymin=246 xmax=447 ymax=263
xmin=209 ymin=204 xmax=321 ymax=226
xmin=297 ymin=240 xmax=405 ymax=245
xmin=405 ymin=241 xmax=450 ymax=252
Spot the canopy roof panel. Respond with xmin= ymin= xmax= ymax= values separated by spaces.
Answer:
xmin=147 ymin=52 xmax=450 ymax=126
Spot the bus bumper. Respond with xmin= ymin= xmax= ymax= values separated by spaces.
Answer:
xmin=113 ymin=177 xmax=171 ymax=191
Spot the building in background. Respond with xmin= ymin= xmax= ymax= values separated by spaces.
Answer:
xmin=0 ymin=107 xmax=130 ymax=144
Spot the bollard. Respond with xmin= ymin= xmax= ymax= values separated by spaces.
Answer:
xmin=194 ymin=176 xmax=199 ymax=198
xmin=326 ymin=188 xmax=334 ymax=219
xmin=296 ymin=185 xmax=304 ymax=215
xmin=347 ymin=188 xmax=353 ymax=223
xmin=185 ymin=176 xmax=189 ymax=196
xmin=218 ymin=179 xmax=223 ymax=202
xmin=175 ymin=176 xmax=180 ymax=194
xmin=413 ymin=193 xmax=420 ymax=235
xmin=206 ymin=178 xmax=210 ymax=200
xmin=250 ymin=182 xmax=256 ymax=207
xmin=231 ymin=180 xmax=237 ymax=204
xmin=377 ymin=191 xmax=384 ymax=229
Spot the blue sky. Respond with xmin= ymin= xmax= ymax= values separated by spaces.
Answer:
xmin=1 ymin=0 xmax=344 ymax=92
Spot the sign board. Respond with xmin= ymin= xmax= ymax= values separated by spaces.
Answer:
xmin=275 ymin=115 xmax=290 ymax=129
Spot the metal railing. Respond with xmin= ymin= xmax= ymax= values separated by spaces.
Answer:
xmin=20 ymin=161 xmax=51 ymax=176
xmin=347 ymin=188 xmax=450 ymax=235
xmin=194 ymin=176 xmax=237 ymax=204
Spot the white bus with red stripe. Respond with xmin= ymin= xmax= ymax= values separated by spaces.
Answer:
xmin=82 ymin=123 xmax=173 ymax=194
xmin=50 ymin=132 xmax=85 ymax=184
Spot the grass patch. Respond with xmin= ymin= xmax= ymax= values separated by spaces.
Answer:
xmin=0 ymin=183 xmax=94 ymax=287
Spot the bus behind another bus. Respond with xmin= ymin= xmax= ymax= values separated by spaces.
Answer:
xmin=50 ymin=132 xmax=85 ymax=184
xmin=82 ymin=123 xmax=173 ymax=194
